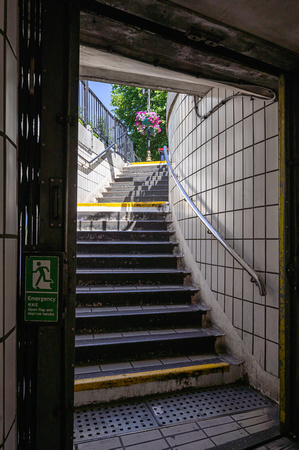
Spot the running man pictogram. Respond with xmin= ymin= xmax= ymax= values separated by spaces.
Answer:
xmin=33 ymin=261 xmax=54 ymax=289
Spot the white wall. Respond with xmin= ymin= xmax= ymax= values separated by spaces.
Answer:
xmin=167 ymin=89 xmax=280 ymax=400
xmin=0 ymin=0 xmax=18 ymax=448
xmin=77 ymin=123 xmax=126 ymax=202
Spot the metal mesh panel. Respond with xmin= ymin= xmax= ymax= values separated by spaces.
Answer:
xmin=73 ymin=385 xmax=272 ymax=443
xmin=74 ymin=402 xmax=157 ymax=441
xmin=148 ymin=386 xmax=272 ymax=425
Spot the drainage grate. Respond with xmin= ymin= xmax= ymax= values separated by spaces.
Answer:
xmin=147 ymin=385 xmax=271 ymax=426
xmin=73 ymin=401 xmax=157 ymax=442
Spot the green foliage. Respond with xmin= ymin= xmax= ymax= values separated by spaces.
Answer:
xmin=111 ymin=85 xmax=168 ymax=161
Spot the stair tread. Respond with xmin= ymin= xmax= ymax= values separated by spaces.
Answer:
xmin=74 ymin=353 xmax=231 ymax=379
xmin=77 ymin=268 xmax=190 ymax=274
xmin=77 ymin=253 xmax=182 ymax=258
xmin=76 ymin=303 xmax=208 ymax=318
xmin=76 ymin=284 xmax=198 ymax=293
xmin=75 ymin=326 xmax=223 ymax=347
xmin=77 ymin=241 xmax=178 ymax=245
xmin=77 ymin=230 xmax=174 ymax=234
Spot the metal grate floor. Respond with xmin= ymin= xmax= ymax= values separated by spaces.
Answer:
xmin=73 ymin=385 xmax=272 ymax=443
xmin=148 ymin=385 xmax=271 ymax=425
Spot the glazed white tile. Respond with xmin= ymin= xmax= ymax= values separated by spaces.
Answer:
xmin=265 ymin=273 xmax=279 ymax=308
xmin=254 ymin=335 xmax=265 ymax=369
xmin=243 ymin=116 xmax=253 ymax=148
xmin=243 ymin=97 xmax=253 ymax=118
xmin=7 ymin=0 xmax=18 ymax=53
xmin=253 ymin=109 xmax=265 ymax=144
xmin=233 ymin=298 xmax=243 ymax=328
xmin=266 ymin=171 xmax=279 ymax=205
xmin=4 ymin=239 xmax=17 ymax=333
xmin=266 ymin=103 xmax=279 ymax=139
xmin=266 ymin=136 xmax=279 ymax=172
xmin=234 ymin=180 xmax=243 ymax=210
xmin=253 ymin=142 xmax=265 ymax=175
xmin=5 ymin=44 xmax=17 ymax=143
xmin=243 ymin=177 xmax=253 ymax=208
xmin=243 ymin=331 xmax=253 ymax=354
xmin=234 ymin=122 xmax=243 ymax=152
xmin=254 ymin=304 xmax=265 ymax=338
xmin=234 ymin=96 xmax=243 ymax=122
xmin=266 ymin=240 xmax=279 ymax=273
xmin=243 ymin=301 xmax=253 ymax=333
xmin=6 ymin=142 xmax=17 ymax=234
xmin=226 ymin=126 xmax=234 ymax=155
xmin=224 ymin=295 xmax=233 ymax=322
xmin=254 ymin=207 xmax=265 ymax=239
xmin=254 ymin=240 xmax=265 ymax=272
xmin=253 ymin=174 xmax=265 ymax=207
xmin=266 ymin=307 xmax=279 ymax=343
xmin=266 ymin=340 xmax=279 ymax=377
xmin=266 ymin=205 xmax=279 ymax=239
xmin=243 ymin=146 xmax=253 ymax=178
xmin=234 ymin=151 xmax=243 ymax=181
xmin=243 ymin=209 xmax=253 ymax=239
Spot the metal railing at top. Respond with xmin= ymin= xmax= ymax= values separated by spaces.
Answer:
xmin=163 ymin=146 xmax=266 ymax=296
xmin=79 ymin=80 xmax=136 ymax=162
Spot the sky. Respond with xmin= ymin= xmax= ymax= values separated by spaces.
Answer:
xmin=88 ymin=81 xmax=114 ymax=114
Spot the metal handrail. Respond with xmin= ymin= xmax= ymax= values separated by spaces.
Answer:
xmin=163 ymin=146 xmax=266 ymax=296
xmin=88 ymin=133 xmax=127 ymax=165
xmin=79 ymin=80 xmax=134 ymax=162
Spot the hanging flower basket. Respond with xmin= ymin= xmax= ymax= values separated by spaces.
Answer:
xmin=135 ymin=111 xmax=162 ymax=137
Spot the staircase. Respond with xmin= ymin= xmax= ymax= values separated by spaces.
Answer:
xmin=75 ymin=162 xmax=242 ymax=406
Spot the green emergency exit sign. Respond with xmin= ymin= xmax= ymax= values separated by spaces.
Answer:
xmin=24 ymin=255 xmax=60 ymax=322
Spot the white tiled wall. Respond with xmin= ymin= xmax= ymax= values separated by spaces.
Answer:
xmin=0 ymin=1 xmax=18 ymax=448
xmin=77 ymin=123 xmax=126 ymax=202
xmin=168 ymin=89 xmax=279 ymax=382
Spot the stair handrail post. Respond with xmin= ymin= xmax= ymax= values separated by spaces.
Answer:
xmin=83 ymin=80 xmax=89 ymax=125
xmin=163 ymin=146 xmax=266 ymax=296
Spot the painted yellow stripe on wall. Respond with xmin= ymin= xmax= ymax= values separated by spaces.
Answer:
xmin=130 ymin=161 xmax=166 ymax=165
xmin=74 ymin=362 xmax=230 ymax=392
xmin=77 ymin=202 xmax=167 ymax=207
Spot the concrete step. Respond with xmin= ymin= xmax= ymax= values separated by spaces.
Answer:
xmin=76 ymin=267 xmax=192 ymax=287
xmin=76 ymin=253 xmax=183 ymax=269
xmin=77 ymin=241 xmax=179 ymax=255
xmin=77 ymin=230 xmax=174 ymax=242
xmin=76 ymin=304 xmax=209 ymax=334
xmin=77 ymin=219 xmax=172 ymax=231
xmin=76 ymin=284 xmax=199 ymax=308
xmin=74 ymin=353 xmax=243 ymax=405
xmin=75 ymin=326 xmax=223 ymax=365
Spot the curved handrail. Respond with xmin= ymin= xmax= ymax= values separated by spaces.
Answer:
xmin=163 ymin=146 xmax=266 ymax=296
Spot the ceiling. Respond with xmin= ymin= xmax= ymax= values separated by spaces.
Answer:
xmin=80 ymin=0 xmax=299 ymax=96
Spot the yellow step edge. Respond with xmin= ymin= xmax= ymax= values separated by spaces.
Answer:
xmin=77 ymin=202 xmax=167 ymax=207
xmin=130 ymin=161 xmax=166 ymax=165
xmin=74 ymin=362 xmax=230 ymax=392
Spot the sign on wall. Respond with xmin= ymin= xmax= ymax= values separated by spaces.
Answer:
xmin=24 ymin=255 xmax=61 ymax=322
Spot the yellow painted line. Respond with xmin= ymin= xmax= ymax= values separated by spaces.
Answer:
xmin=74 ymin=362 xmax=230 ymax=392
xmin=77 ymin=202 xmax=167 ymax=207
xmin=130 ymin=161 xmax=166 ymax=165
